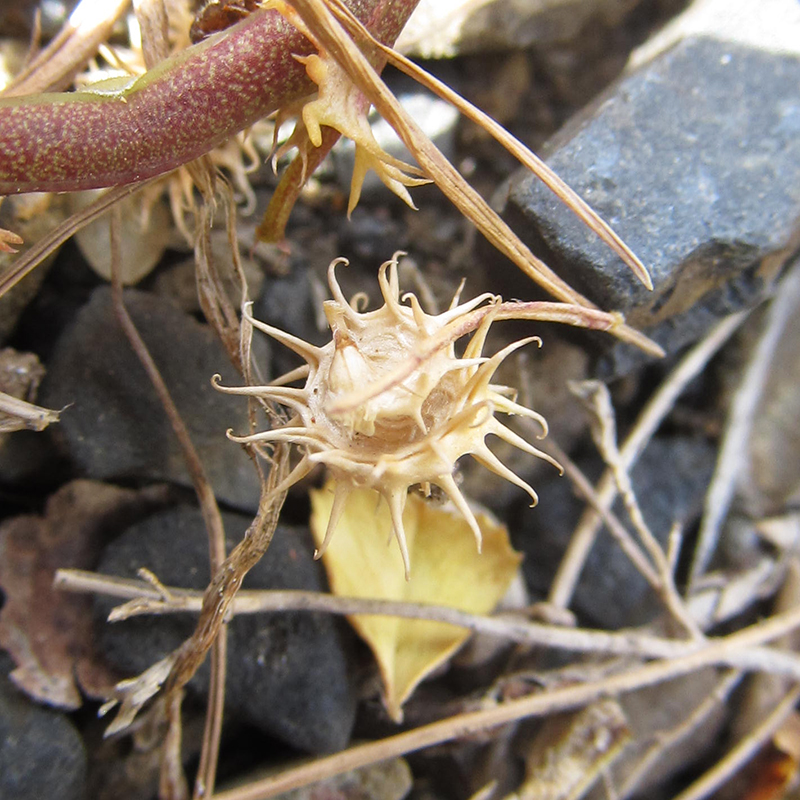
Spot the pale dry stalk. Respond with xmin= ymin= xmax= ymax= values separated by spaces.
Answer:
xmin=568 ymin=379 xmax=703 ymax=639
xmin=548 ymin=309 xmax=751 ymax=609
xmin=55 ymin=569 xmax=800 ymax=681
xmin=691 ymin=262 xmax=800 ymax=586
xmin=108 ymin=206 xmax=229 ymax=798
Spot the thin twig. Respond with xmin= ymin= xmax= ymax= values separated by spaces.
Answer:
xmin=326 ymin=0 xmax=653 ymax=291
xmin=285 ymin=0 xmax=662 ymax=357
xmin=690 ymin=263 xmax=800 ymax=587
xmin=195 ymin=636 xmax=227 ymax=800
xmin=569 ymin=380 xmax=703 ymax=640
xmin=543 ymin=440 xmax=660 ymax=588
xmin=108 ymin=205 xmax=229 ymax=798
xmin=548 ymin=309 xmax=750 ymax=609
xmin=209 ymin=606 xmax=800 ymax=800
xmin=54 ymin=569 xmax=800 ymax=681
xmin=670 ymin=684 xmax=800 ymax=800
xmin=161 ymin=691 xmax=189 ymax=800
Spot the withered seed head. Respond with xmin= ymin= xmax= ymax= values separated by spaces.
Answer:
xmin=216 ymin=254 xmax=561 ymax=578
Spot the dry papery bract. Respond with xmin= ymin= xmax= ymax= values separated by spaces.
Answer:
xmin=215 ymin=254 xmax=562 ymax=578
xmin=265 ymin=0 xmax=430 ymax=216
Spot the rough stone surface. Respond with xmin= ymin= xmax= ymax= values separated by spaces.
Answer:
xmin=39 ymin=286 xmax=261 ymax=511
xmin=397 ymin=0 xmax=643 ymax=58
xmin=96 ymin=507 xmax=357 ymax=753
xmin=501 ymin=36 xmax=800 ymax=375
xmin=0 ymin=655 xmax=87 ymax=800
xmin=255 ymin=259 xmax=331 ymax=380
xmin=514 ymin=436 xmax=716 ymax=629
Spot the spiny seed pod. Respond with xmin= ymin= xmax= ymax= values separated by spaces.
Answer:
xmin=215 ymin=254 xmax=561 ymax=577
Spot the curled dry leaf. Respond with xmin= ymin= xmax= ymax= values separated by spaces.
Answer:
xmin=310 ymin=480 xmax=522 ymax=721
xmin=0 ymin=480 xmax=169 ymax=708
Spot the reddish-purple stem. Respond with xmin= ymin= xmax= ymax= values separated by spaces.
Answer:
xmin=0 ymin=0 xmax=417 ymax=195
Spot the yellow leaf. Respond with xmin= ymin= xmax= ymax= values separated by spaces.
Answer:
xmin=310 ymin=480 xmax=522 ymax=721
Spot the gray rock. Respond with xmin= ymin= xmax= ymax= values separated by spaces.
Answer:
xmin=39 ymin=286 xmax=260 ymax=511
xmin=96 ymin=507 xmax=357 ymax=753
xmin=0 ymin=655 xmax=87 ymax=800
xmin=515 ymin=436 xmax=716 ymax=628
xmin=255 ymin=259 xmax=330 ymax=379
xmin=397 ymin=0 xmax=647 ymax=58
xmin=501 ymin=36 xmax=800 ymax=376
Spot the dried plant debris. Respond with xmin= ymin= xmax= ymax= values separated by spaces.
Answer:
xmin=217 ymin=254 xmax=561 ymax=578
xmin=0 ymin=480 xmax=169 ymax=708
xmin=268 ymin=0 xmax=430 ymax=215
xmin=0 ymin=347 xmax=60 ymax=432
xmin=513 ymin=700 xmax=631 ymax=800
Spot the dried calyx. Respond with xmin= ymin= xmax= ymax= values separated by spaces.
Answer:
xmin=215 ymin=254 xmax=561 ymax=577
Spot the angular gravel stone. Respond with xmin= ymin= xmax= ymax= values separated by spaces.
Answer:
xmin=96 ymin=507 xmax=358 ymax=753
xmin=39 ymin=286 xmax=261 ymax=511
xmin=501 ymin=36 xmax=800 ymax=375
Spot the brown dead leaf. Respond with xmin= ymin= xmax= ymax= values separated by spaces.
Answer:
xmin=0 ymin=479 xmax=170 ymax=708
xmin=310 ymin=480 xmax=522 ymax=721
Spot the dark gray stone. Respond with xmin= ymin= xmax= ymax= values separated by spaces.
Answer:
xmin=514 ymin=436 xmax=716 ymax=629
xmin=0 ymin=655 xmax=87 ymax=800
xmin=501 ymin=37 xmax=800 ymax=375
xmin=255 ymin=260 xmax=330 ymax=379
xmin=39 ymin=287 xmax=260 ymax=511
xmin=96 ymin=507 xmax=357 ymax=753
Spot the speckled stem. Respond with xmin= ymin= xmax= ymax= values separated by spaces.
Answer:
xmin=0 ymin=0 xmax=418 ymax=195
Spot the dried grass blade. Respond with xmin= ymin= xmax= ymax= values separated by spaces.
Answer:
xmin=326 ymin=0 xmax=653 ymax=291
xmin=287 ymin=0 xmax=662 ymax=357
xmin=0 ymin=391 xmax=60 ymax=432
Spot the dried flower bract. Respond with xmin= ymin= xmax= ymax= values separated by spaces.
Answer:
xmin=215 ymin=254 xmax=561 ymax=577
